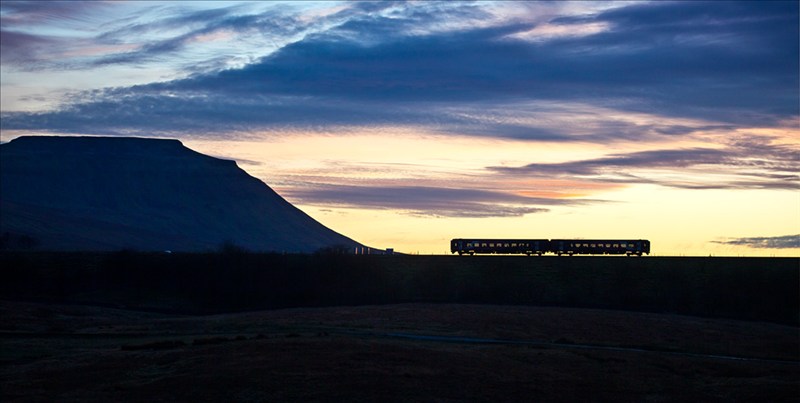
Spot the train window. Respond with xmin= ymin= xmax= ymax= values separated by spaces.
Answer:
xmin=481 ymin=243 xmax=487 ymax=247
xmin=590 ymin=244 xmax=596 ymax=248
xmin=613 ymin=244 xmax=619 ymax=248
xmin=511 ymin=243 xmax=517 ymax=247
xmin=504 ymin=243 xmax=509 ymax=248
xmin=605 ymin=244 xmax=611 ymax=248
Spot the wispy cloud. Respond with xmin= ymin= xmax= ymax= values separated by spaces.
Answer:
xmin=1 ymin=1 xmax=116 ymax=68
xmin=281 ymin=184 xmax=603 ymax=218
xmin=490 ymin=135 xmax=799 ymax=191
xmin=714 ymin=234 xmax=800 ymax=249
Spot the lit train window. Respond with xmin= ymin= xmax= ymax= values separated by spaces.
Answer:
xmin=590 ymin=244 xmax=596 ymax=248
xmin=511 ymin=243 xmax=517 ymax=247
xmin=613 ymin=244 xmax=619 ymax=248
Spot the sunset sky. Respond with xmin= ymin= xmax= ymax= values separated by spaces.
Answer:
xmin=1 ymin=1 xmax=798 ymax=256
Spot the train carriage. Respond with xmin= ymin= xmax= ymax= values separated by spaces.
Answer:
xmin=451 ymin=238 xmax=649 ymax=256
xmin=550 ymin=239 xmax=650 ymax=256
xmin=450 ymin=239 xmax=549 ymax=256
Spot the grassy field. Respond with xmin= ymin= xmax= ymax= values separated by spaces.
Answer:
xmin=0 ymin=252 xmax=797 ymax=324
xmin=2 ymin=301 xmax=798 ymax=402
xmin=1 ymin=252 xmax=798 ymax=401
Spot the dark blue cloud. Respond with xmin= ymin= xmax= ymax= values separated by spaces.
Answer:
xmin=492 ymin=148 xmax=735 ymax=175
xmin=174 ymin=0 xmax=794 ymax=116
xmin=714 ymin=234 xmax=800 ymax=249
xmin=2 ymin=1 xmax=797 ymax=136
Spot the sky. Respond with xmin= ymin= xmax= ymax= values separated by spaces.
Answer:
xmin=1 ymin=0 xmax=798 ymax=256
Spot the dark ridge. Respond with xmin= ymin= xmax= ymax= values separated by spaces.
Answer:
xmin=0 ymin=135 xmax=362 ymax=253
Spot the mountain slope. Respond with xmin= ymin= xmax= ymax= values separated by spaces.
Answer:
xmin=0 ymin=136 xmax=361 ymax=252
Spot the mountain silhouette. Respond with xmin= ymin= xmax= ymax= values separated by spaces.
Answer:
xmin=0 ymin=136 xmax=362 ymax=252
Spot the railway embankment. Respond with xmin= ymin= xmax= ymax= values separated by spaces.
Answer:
xmin=1 ymin=252 xmax=797 ymax=325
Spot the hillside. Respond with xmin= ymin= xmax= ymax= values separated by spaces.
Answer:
xmin=0 ymin=136 xmax=361 ymax=253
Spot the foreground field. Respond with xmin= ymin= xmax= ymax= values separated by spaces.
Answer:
xmin=2 ymin=253 xmax=797 ymax=401
xmin=2 ymin=301 xmax=797 ymax=402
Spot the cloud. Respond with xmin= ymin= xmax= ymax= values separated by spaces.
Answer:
xmin=0 ymin=1 xmax=109 ymax=24
xmin=280 ymin=184 xmax=603 ymax=218
xmin=89 ymin=5 xmax=298 ymax=68
xmin=714 ymin=234 xmax=800 ymax=249
xmin=490 ymin=135 xmax=800 ymax=191
xmin=0 ymin=29 xmax=57 ymax=66
xmin=492 ymin=148 xmax=733 ymax=176
xmin=1 ymin=1 xmax=797 ymax=138
xmin=0 ymin=1 xmax=116 ymax=68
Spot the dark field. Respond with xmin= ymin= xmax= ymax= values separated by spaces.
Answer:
xmin=1 ymin=253 xmax=798 ymax=401
xmin=1 ymin=253 xmax=797 ymax=324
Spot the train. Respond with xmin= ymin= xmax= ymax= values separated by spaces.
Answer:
xmin=450 ymin=239 xmax=650 ymax=256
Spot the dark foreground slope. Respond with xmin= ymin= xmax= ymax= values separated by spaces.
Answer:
xmin=0 ymin=136 xmax=359 ymax=253
xmin=1 ymin=253 xmax=797 ymax=325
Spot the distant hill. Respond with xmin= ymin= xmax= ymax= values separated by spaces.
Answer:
xmin=0 ymin=136 xmax=362 ymax=253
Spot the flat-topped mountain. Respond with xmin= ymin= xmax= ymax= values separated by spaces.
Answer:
xmin=0 ymin=136 xmax=361 ymax=252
